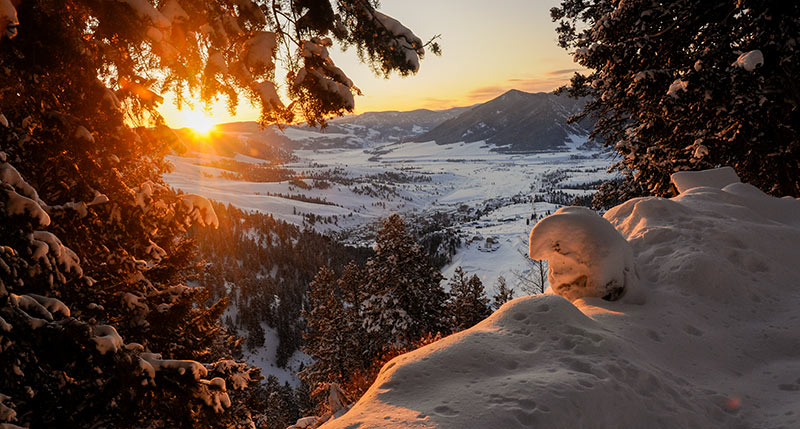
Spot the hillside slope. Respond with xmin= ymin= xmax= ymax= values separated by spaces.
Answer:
xmin=324 ymin=172 xmax=800 ymax=428
xmin=416 ymin=90 xmax=590 ymax=152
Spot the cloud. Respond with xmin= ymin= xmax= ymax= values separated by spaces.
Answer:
xmin=418 ymin=97 xmax=462 ymax=110
xmin=464 ymin=75 xmax=574 ymax=103
xmin=544 ymin=68 xmax=582 ymax=77
xmin=466 ymin=86 xmax=508 ymax=101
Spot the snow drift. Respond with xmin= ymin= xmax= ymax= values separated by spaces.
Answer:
xmin=323 ymin=170 xmax=800 ymax=428
xmin=528 ymin=206 xmax=638 ymax=302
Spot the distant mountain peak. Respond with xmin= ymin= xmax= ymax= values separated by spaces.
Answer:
xmin=498 ymin=88 xmax=527 ymax=97
xmin=416 ymin=90 xmax=591 ymax=152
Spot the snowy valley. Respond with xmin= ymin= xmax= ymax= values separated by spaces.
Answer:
xmin=163 ymin=91 xmax=614 ymax=387
xmin=167 ymin=91 xmax=608 ymax=295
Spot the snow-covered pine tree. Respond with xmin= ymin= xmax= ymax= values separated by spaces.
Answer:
xmin=552 ymin=0 xmax=800 ymax=201
xmin=361 ymin=214 xmax=447 ymax=354
xmin=492 ymin=275 xmax=514 ymax=310
xmin=301 ymin=267 xmax=358 ymax=390
xmin=0 ymin=0 xmax=433 ymax=426
xmin=0 ymin=156 xmax=265 ymax=427
xmin=447 ymin=267 xmax=491 ymax=331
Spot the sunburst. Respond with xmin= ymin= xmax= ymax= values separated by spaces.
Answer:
xmin=183 ymin=110 xmax=216 ymax=135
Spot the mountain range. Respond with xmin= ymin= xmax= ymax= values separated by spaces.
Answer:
xmin=185 ymin=90 xmax=593 ymax=154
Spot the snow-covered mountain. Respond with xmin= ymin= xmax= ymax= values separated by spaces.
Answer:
xmin=323 ymin=170 xmax=800 ymax=429
xmin=199 ymin=91 xmax=592 ymax=154
xmin=268 ymin=107 xmax=472 ymax=150
xmin=417 ymin=90 xmax=591 ymax=152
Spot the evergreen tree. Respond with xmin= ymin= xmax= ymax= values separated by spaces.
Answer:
xmin=0 ymin=0 xmax=433 ymax=426
xmin=301 ymin=267 xmax=355 ymax=388
xmin=447 ymin=267 xmax=491 ymax=331
xmin=492 ymin=275 xmax=514 ymax=310
xmin=552 ymin=0 xmax=800 ymax=202
xmin=361 ymin=214 xmax=447 ymax=351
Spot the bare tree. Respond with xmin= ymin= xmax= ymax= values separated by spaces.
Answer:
xmin=512 ymin=249 xmax=549 ymax=295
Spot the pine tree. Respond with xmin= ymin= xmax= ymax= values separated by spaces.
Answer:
xmin=492 ymin=275 xmax=514 ymax=310
xmin=361 ymin=214 xmax=447 ymax=351
xmin=302 ymin=267 xmax=346 ymax=386
xmin=552 ymin=0 xmax=800 ymax=201
xmin=447 ymin=267 xmax=491 ymax=331
xmin=0 ymin=0 xmax=434 ymax=426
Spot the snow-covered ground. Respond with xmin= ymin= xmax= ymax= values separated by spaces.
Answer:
xmin=241 ymin=323 xmax=310 ymax=387
xmin=324 ymin=173 xmax=800 ymax=428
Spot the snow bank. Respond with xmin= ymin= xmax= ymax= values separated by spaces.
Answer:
xmin=325 ymin=172 xmax=800 ymax=428
xmin=670 ymin=166 xmax=740 ymax=193
xmin=529 ymin=206 xmax=637 ymax=302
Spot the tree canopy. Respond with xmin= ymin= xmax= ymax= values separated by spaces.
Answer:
xmin=0 ymin=0 xmax=437 ymax=126
xmin=552 ymin=0 xmax=800 ymax=201
xmin=0 ymin=0 xmax=434 ymax=426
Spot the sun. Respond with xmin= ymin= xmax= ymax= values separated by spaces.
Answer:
xmin=183 ymin=110 xmax=216 ymax=135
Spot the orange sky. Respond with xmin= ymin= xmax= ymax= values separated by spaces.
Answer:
xmin=159 ymin=0 xmax=579 ymax=128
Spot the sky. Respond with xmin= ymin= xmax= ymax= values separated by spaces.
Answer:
xmin=159 ymin=0 xmax=579 ymax=128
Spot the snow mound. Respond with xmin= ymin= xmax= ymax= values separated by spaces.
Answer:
xmin=670 ymin=166 xmax=740 ymax=193
xmin=529 ymin=206 xmax=638 ymax=302
xmin=325 ymin=176 xmax=800 ymax=429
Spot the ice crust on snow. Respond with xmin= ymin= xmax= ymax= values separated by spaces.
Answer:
xmin=670 ymin=166 xmax=740 ymax=194
xmin=325 ymin=172 xmax=800 ymax=429
xmin=529 ymin=206 xmax=638 ymax=302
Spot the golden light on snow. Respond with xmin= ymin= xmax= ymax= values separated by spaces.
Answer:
xmin=183 ymin=110 xmax=216 ymax=135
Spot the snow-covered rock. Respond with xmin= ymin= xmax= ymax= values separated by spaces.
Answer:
xmin=323 ymin=172 xmax=800 ymax=429
xmin=529 ymin=206 xmax=637 ymax=302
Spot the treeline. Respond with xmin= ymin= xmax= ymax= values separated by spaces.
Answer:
xmin=191 ymin=203 xmax=372 ymax=367
xmin=188 ymin=207 xmax=513 ymax=423
xmin=301 ymin=215 xmax=515 ymax=412
xmin=201 ymin=159 xmax=296 ymax=183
